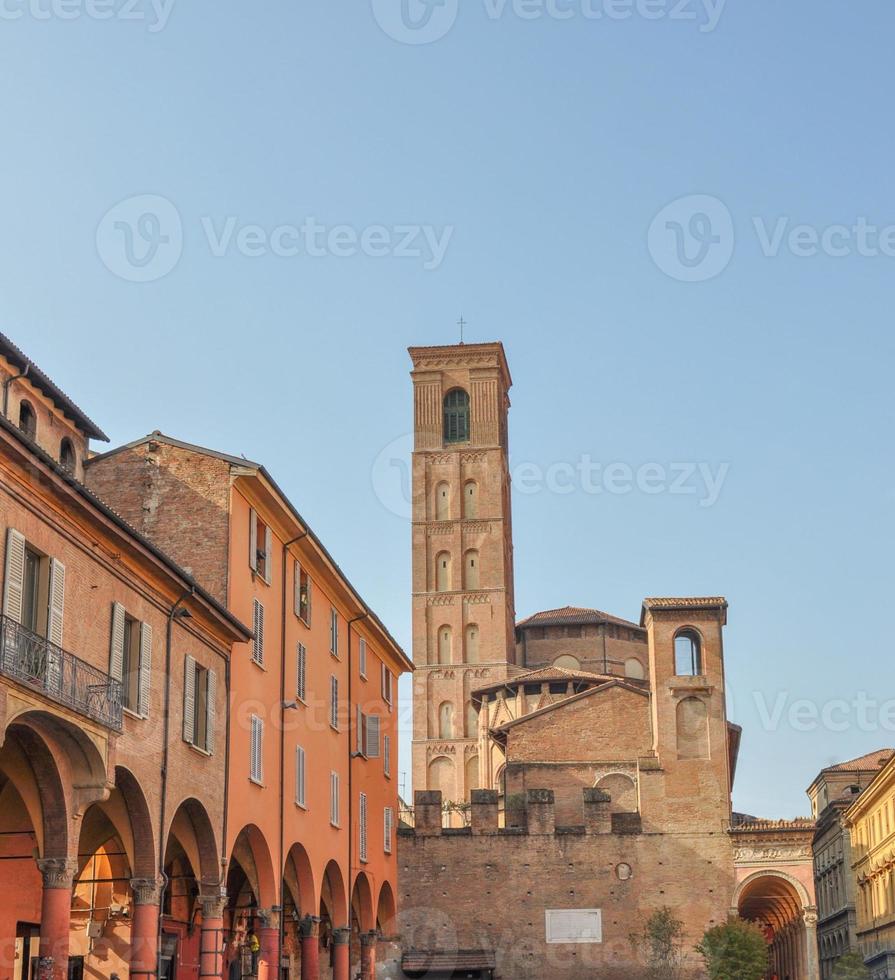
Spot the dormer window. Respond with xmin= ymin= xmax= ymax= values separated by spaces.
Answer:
xmin=443 ymin=388 xmax=470 ymax=444
xmin=674 ymin=629 xmax=703 ymax=676
xmin=18 ymin=400 xmax=36 ymax=440
xmin=59 ymin=438 xmax=76 ymax=472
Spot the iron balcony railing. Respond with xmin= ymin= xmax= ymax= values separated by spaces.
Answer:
xmin=0 ymin=614 xmax=122 ymax=730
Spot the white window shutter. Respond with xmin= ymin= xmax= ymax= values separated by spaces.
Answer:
xmin=205 ymin=668 xmax=216 ymax=753
xmin=366 ymin=715 xmax=381 ymax=759
xmin=295 ymin=746 xmax=306 ymax=807
xmin=47 ymin=559 xmax=65 ymax=648
xmin=359 ymin=638 xmax=367 ymax=677
xmin=384 ymin=735 xmax=391 ymax=777
xmin=138 ymin=621 xmax=152 ymax=718
xmin=183 ymin=656 xmax=196 ymax=743
xmin=331 ymin=676 xmax=338 ymax=729
xmin=109 ymin=602 xmax=126 ymax=682
xmin=249 ymin=509 xmax=258 ymax=571
xmin=297 ymin=643 xmax=306 ymax=701
xmin=384 ymin=807 xmax=393 ymax=853
xmin=294 ymin=561 xmax=301 ymax=616
xmin=330 ymin=772 xmax=339 ymax=826
xmin=2 ymin=529 xmax=26 ymax=624
xmin=359 ymin=792 xmax=368 ymax=862
xmin=253 ymin=599 xmax=264 ymax=665
xmin=250 ymin=716 xmax=264 ymax=783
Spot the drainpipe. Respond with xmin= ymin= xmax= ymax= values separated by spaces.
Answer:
xmin=347 ymin=612 xmax=369 ymax=937
xmin=2 ymin=363 xmax=30 ymax=417
xmin=279 ymin=533 xmax=308 ymax=971
xmin=157 ymin=588 xmax=195 ymax=966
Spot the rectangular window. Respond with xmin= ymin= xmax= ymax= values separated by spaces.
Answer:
xmin=366 ymin=715 xmax=381 ymax=759
xmin=330 ymin=676 xmax=339 ymax=730
xmin=110 ymin=603 xmax=153 ymax=718
xmin=330 ymin=607 xmax=339 ymax=657
xmin=3 ymin=529 xmax=62 ymax=644
xmin=296 ymin=643 xmax=307 ymax=702
xmin=252 ymin=599 xmax=265 ymax=666
xmin=359 ymin=637 xmax=367 ymax=678
xmin=384 ymin=735 xmax=391 ymax=777
xmin=330 ymin=771 xmax=340 ymax=827
xmin=359 ymin=792 xmax=368 ymax=863
xmin=384 ymin=806 xmax=393 ymax=854
xmin=182 ymin=656 xmax=216 ymax=754
xmin=381 ymin=663 xmax=393 ymax=707
xmin=295 ymin=563 xmax=312 ymax=625
xmin=295 ymin=746 xmax=306 ymax=808
xmin=249 ymin=509 xmax=272 ymax=583
xmin=250 ymin=715 xmax=264 ymax=784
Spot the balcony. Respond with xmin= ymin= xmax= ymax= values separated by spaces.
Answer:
xmin=0 ymin=614 xmax=122 ymax=730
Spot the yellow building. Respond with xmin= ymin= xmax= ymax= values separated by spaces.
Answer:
xmin=844 ymin=753 xmax=895 ymax=978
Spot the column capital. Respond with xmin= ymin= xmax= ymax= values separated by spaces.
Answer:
xmin=360 ymin=931 xmax=379 ymax=948
xmin=131 ymin=877 xmax=163 ymax=906
xmin=257 ymin=907 xmax=281 ymax=929
xmin=299 ymin=915 xmax=321 ymax=939
xmin=198 ymin=881 xmax=227 ymax=920
xmin=332 ymin=927 xmax=351 ymax=946
xmin=37 ymin=857 xmax=77 ymax=889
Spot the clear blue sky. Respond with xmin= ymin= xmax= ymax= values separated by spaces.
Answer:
xmin=4 ymin=1 xmax=893 ymax=818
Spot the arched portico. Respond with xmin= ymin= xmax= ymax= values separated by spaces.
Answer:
xmin=733 ymin=869 xmax=819 ymax=980
xmin=226 ymin=824 xmax=279 ymax=980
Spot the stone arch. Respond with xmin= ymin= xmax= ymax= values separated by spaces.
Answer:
xmin=435 ymin=481 xmax=451 ymax=521
xmin=376 ymin=880 xmax=397 ymax=935
xmin=428 ymin=756 xmax=454 ymax=798
xmin=676 ymin=697 xmax=709 ymax=759
xmin=284 ymin=841 xmax=316 ymax=917
xmin=624 ymin=657 xmax=645 ymax=680
xmin=673 ymin=626 xmax=704 ymax=676
xmin=164 ymin=797 xmax=220 ymax=887
xmin=553 ymin=654 xmax=580 ymax=671
xmin=114 ymin=765 xmax=156 ymax=878
xmin=595 ymin=773 xmax=638 ymax=814
xmin=732 ymin=868 xmax=812 ymax=924
xmin=438 ymin=625 xmax=452 ymax=665
xmin=435 ymin=551 xmax=451 ymax=592
xmin=438 ymin=701 xmax=454 ymax=739
xmin=320 ymin=859 xmax=348 ymax=928
xmin=351 ymin=870 xmax=375 ymax=932
xmin=227 ymin=823 xmax=278 ymax=912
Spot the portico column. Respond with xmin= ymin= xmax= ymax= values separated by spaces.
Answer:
xmin=257 ymin=908 xmax=280 ymax=980
xmin=803 ymin=908 xmax=819 ymax=980
xmin=199 ymin=888 xmax=227 ymax=980
xmin=130 ymin=878 xmax=162 ymax=980
xmin=36 ymin=858 xmax=77 ymax=980
xmin=360 ymin=931 xmax=377 ymax=980
xmin=299 ymin=916 xmax=321 ymax=980
xmin=332 ymin=928 xmax=350 ymax=980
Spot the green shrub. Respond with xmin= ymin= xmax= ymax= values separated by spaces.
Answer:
xmin=696 ymin=919 xmax=768 ymax=980
xmin=832 ymin=952 xmax=871 ymax=979
xmin=629 ymin=907 xmax=686 ymax=980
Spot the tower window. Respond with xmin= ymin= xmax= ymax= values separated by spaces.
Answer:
xmin=18 ymin=400 xmax=36 ymax=440
xmin=463 ymin=480 xmax=478 ymax=518
xmin=674 ymin=629 xmax=703 ymax=676
xmin=59 ymin=438 xmax=76 ymax=472
xmin=443 ymin=388 xmax=470 ymax=444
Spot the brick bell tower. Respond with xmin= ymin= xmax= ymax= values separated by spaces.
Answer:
xmin=409 ymin=342 xmax=517 ymax=807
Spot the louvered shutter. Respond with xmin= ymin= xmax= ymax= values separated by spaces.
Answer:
xmin=330 ymin=676 xmax=338 ymax=729
xmin=306 ymin=578 xmax=312 ymax=625
xmin=384 ymin=735 xmax=391 ymax=777
xmin=250 ymin=716 xmax=264 ymax=783
xmin=294 ymin=561 xmax=301 ymax=616
xmin=330 ymin=772 xmax=339 ymax=826
xmin=384 ymin=807 xmax=393 ymax=854
xmin=138 ymin=621 xmax=152 ymax=717
xmin=264 ymin=526 xmax=272 ymax=582
xmin=2 ymin=529 xmax=26 ymax=624
xmin=205 ymin=668 xmax=216 ymax=753
xmin=253 ymin=599 xmax=264 ymax=665
xmin=109 ymin=602 xmax=126 ymax=682
xmin=47 ymin=559 xmax=65 ymax=647
xmin=183 ymin=655 xmax=196 ymax=744
xmin=296 ymin=643 xmax=306 ymax=701
xmin=359 ymin=792 xmax=368 ymax=862
xmin=249 ymin=509 xmax=258 ymax=572
xmin=366 ymin=715 xmax=381 ymax=759
xmin=295 ymin=746 xmax=306 ymax=807
xmin=359 ymin=638 xmax=367 ymax=677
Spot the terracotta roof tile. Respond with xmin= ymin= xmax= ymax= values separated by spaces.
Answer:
xmin=823 ymin=749 xmax=893 ymax=773
xmin=517 ymin=605 xmax=642 ymax=630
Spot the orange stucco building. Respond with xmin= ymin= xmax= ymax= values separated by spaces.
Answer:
xmin=86 ymin=433 xmax=412 ymax=980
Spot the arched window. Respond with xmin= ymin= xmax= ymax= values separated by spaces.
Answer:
xmin=465 ymin=624 xmax=479 ymax=663
xmin=438 ymin=701 xmax=454 ymax=739
xmin=59 ymin=438 xmax=76 ymax=472
xmin=465 ymin=703 xmax=478 ymax=738
xmin=438 ymin=625 xmax=452 ymax=665
xmin=18 ymin=400 xmax=36 ymax=439
xmin=463 ymin=480 xmax=478 ymax=518
xmin=435 ymin=552 xmax=451 ymax=592
xmin=674 ymin=629 xmax=702 ymax=676
xmin=624 ymin=658 xmax=645 ymax=680
xmin=428 ymin=756 xmax=454 ymax=797
xmin=435 ymin=482 xmax=451 ymax=521
xmin=465 ymin=754 xmax=479 ymax=792
xmin=553 ymin=654 xmax=581 ymax=671
xmin=463 ymin=549 xmax=480 ymax=590
xmin=595 ymin=773 xmax=638 ymax=814
xmin=443 ymin=389 xmax=470 ymax=444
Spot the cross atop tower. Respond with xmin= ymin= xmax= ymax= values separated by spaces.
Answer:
xmin=457 ymin=315 xmax=466 ymax=344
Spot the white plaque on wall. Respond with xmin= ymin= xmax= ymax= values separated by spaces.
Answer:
xmin=545 ymin=909 xmax=603 ymax=944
